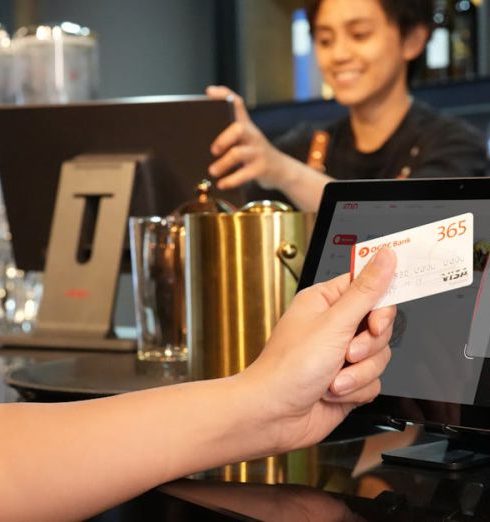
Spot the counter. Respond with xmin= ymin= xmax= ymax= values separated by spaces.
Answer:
xmin=2 ymin=347 xmax=490 ymax=521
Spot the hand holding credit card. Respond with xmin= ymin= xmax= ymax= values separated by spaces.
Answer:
xmin=351 ymin=213 xmax=474 ymax=309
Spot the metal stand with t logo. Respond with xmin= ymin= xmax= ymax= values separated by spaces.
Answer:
xmin=2 ymin=154 xmax=145 ymax=351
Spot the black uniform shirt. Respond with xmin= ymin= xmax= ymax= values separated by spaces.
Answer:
xmin=246 ymin=101 xmax=488 ymax=204
xmin=276 ymin=100 xmax=488 ymax=180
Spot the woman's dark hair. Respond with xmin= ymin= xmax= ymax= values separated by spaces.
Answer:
xmin=306 ymin=0 xmax=434 ymax=82
xmin=306 ymin=0 xmax=434 ymax=37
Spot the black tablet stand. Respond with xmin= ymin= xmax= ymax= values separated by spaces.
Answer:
xmin=382 ymin=422 xmax=490 ymax=471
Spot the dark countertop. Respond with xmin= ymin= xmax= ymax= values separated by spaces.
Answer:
xmin=2 ymin=348 xmax=188 ymax=401
xmin=2 ymin=347 xmax=490 ymax=521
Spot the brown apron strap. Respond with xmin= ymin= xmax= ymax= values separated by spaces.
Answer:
xmin=396 ymin=166 xmax=412 ymax=179
xmin=307 ymin=130 xmax=330 ymax=172
xmin=396 ymin=145 xmax=421 ymax=179
xmin=306 ymin=131 xmax=420 ymax=179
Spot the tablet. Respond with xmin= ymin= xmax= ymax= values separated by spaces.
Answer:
xmin=298 ymin=178 xmax=490 ymax=433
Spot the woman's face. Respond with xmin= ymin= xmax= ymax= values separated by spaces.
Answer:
xmin=313 ymin=0 xmax=415 ymax=110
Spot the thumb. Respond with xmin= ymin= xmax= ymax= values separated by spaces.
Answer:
xmin=206 ymin=85 xmax=250 ymax=122
xmin=329 ymin=248 xmax=396 ymax=331
xmin=229 ymin=92 xmax=251 ymax=124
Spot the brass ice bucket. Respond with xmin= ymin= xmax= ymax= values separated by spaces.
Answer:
xmin=185 ymin=202 xmax=316 ymax=380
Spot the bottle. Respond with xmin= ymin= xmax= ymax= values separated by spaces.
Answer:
xmin=451 ymin=0 xmax=477 ymax=80
xmin=425 ymin=0 xmax=452 ymax=82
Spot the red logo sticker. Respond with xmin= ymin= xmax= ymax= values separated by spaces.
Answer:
xmin=64 ymin=288 xmax=90 ymax=299
xmin=333 ymin=234 xmax=357 ymax=246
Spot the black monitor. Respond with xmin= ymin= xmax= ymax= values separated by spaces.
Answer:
xmin=298 ymin=178 xmax=490 ymax=470
xmin=0 ymin=96 xmax=240 ymax=351
xmin=0 ymin=95 xmax=241 ymax=272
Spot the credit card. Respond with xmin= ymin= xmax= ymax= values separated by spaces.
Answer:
xmin=351 ymin=213 xmax=474 ymax=309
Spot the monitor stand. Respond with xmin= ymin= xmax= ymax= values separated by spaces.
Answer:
xmin=0 ymin=153 xmax=146 ymax=352
xmin=382 ymin=430 xmax=490 ymax=471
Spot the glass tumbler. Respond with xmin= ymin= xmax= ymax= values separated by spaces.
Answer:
xmin=129 ymin=216 xmax=187 ymax=362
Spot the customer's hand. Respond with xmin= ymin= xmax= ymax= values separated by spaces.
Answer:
xmin=206 ymin=85 xmax=291 ymax=191
xmin=0 ymin=248 xmax=395 ymax=522
xmin=243 ymin=248 xmax=397 ymax=453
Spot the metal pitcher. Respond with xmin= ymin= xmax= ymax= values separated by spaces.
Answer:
xmin=185 ymin=201 xmax=316 ymax=380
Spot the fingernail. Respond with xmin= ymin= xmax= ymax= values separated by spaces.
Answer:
xmin=377 ymin=318 xmax=390 ymax=334
xmin=332 ymin=374 xmax=356 ymax=395
xmin=348 ymin=342 xmax=368 ymax=361
xmin=209 ymin=166 xmax=217 ymax=176
xmin=371 ymin=248 xmax=394 ymax=269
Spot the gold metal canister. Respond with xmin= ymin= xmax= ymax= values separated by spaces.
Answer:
xmin=184 ymin=202 xmax=315 ymax=380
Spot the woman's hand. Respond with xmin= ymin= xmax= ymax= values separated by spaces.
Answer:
xmin=0 ymin=248 xmax=395 ymax=522
xmin=206 ymin=85 xmax=293 ymax=191
xmin=243 ymin=248 xmax=397 ymax=453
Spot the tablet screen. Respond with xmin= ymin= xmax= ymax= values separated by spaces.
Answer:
xmin=312 ymin=199 xmax=490 ymax=408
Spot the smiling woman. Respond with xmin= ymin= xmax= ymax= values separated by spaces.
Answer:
xmin=310 ymin=0 xmax=429 ymax=136
xmin=205 ymin=0 xmax=488 ymax=212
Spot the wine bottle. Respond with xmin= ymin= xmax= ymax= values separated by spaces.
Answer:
xmin=451 ymin=0 xmax=478 ymax=79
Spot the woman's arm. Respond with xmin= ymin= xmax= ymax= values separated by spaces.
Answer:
xmin=0 ymin=377 xmax=270 ymax=521
xmin=0 ymin=249 xmax=396 ymax=522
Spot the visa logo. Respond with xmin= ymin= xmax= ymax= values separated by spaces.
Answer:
xmin=442 ymin=268 xmax=468 ymax=282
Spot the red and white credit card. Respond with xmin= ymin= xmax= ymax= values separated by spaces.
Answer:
xmin=351 ymin=213 xmax=474 ymax=309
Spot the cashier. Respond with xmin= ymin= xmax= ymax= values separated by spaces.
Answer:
xmin=0 ymin=249 xmax=396 ymax=521
xmin=207 ymin=0 xmax=488 ymax=211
